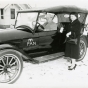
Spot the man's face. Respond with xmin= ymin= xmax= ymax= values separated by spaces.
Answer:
xmin=47 ymin=17 xmax=52 ymax=22
xmin=46 ymin=15 xmax=53 ymax=22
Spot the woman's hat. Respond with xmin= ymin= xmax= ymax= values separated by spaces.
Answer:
xmin=70 ymin=13 xmax=78 ymax=18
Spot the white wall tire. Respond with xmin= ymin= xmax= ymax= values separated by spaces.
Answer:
xmin=77 ymin=37 xmax=87 ymax=61
xmin=0 ymin=49 xmax=23 ymax=84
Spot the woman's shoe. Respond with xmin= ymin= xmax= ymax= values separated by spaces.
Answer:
xmin=68 ymin=64 xmax=77 ymax=70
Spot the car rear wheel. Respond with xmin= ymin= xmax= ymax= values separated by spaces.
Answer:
xmin=0 ymin=49 xmax=23 ymax=84
xmin=77 ymin=37 xmax=87 ymax=61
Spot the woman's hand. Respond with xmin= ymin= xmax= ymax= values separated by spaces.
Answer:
xmin=66 ymin=32 xmax=71 ymax=37
xmin=60 ymin=27 xmax=64 ymax=33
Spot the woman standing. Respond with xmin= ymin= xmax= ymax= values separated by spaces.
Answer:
xmin=66 ymin=13 xmax=82 ymax=70
xmin=60 ymin=13 xmax=82 ymax=70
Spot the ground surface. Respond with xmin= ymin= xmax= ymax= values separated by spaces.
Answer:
xmin=15 ymin=51 xmax=88 ymax=88
xmin=1 ymin=51 xmax=88 ymax=88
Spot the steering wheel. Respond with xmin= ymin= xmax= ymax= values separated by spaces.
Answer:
xmin=37 ymin=22 xmax=44 ymax=29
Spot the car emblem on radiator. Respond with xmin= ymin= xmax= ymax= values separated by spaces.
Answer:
xmin=27 ymin=39 xmax=36 ymax=46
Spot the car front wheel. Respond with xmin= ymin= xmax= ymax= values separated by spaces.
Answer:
xmin=0 ymin=49 xmax=23 ymax=84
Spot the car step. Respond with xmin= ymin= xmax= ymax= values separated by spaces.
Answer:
xmin=33 ymin=52 xmax=64 ymax=63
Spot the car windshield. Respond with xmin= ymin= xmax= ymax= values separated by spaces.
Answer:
xmin=38 ymin=13 xmax=57 ymax=24
xmin=15 ymin=12 xmax=38 ymax=30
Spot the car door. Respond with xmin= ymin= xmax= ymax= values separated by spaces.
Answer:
xmin=38 ymin=13 xmax=59 ymax=51
xmin=38 ymin=30 xmax=57 ymax=49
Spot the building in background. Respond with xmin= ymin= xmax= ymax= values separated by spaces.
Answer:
xmin=0 ymin=4 xmax=31 ymax=29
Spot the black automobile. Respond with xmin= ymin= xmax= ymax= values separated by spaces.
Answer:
xmin=0 ymin=6 xmax=88 ymax=84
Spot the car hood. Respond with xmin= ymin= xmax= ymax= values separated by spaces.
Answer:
xmin=0 ymin=29 xmax=33 ymax=43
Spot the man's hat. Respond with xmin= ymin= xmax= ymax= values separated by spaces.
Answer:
xmin=46 ymin=14 xmax=54 ymax=19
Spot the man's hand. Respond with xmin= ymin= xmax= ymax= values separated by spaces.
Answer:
xmin=66 ymin=32 xmax=71 ymax=37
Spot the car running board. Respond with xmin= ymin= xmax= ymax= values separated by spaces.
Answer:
xmin=33 ymin=52 xmax=64 ymax=63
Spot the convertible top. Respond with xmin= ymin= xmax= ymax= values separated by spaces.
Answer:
xmin=18 ymin=6 xmax=88 ymax=14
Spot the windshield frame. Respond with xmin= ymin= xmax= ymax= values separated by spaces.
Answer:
xmin=15 ymin=12 xmax=39 ymax=31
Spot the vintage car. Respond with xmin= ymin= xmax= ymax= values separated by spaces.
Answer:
xmin=0 ymin=6 xmax=88 ymax=84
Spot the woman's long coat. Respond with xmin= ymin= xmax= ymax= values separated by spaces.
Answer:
xmin=65 ymin=19 xmax=82 ymax=59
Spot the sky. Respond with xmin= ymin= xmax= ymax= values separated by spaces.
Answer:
xmin=28 ymin=0 xmax=88 ymax=8
xmin=0 ymin=0 xmax=88 ymax=9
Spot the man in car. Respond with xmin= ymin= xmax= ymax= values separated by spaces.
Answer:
xmin=39 ymin=14 xmax=58 ymax=31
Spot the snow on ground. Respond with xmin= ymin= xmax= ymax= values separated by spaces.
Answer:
xmin=1 ymin=51 xmax=88 ymax=88
xmin=13 ymin=50 xmax=88 ymax=88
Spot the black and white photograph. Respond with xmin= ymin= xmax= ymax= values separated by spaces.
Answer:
xmin=0 ymin=0 xmax=88 ymax=88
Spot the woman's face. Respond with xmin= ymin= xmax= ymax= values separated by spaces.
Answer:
xmin=70 ymin=14 xmax=77 ymax=21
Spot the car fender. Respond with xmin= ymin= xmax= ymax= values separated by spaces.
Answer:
xmin=0 ymin=44 xmax=38 ymax=63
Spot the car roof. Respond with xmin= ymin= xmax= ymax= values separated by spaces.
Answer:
xmin=17 ymin=6 xmax=88 ymax=14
